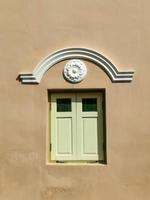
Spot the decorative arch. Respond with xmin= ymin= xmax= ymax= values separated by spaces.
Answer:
xmin=19 ymin=48 xmax=135 ymax=83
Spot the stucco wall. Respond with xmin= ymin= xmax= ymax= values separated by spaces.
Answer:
xmin=0 ymin=0 xmax=150 ymax=199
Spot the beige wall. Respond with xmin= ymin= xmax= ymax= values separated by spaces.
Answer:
xmin=0 ymin=0 xmax=150 ymax=199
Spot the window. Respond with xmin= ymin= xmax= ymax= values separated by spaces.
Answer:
xmin=57 ymin=98 xmax=71 ymax=112
xmin=49 ymin=92 xmax=105 ymax=163
xmin=82 ymin=98 xmax=97 ymax=112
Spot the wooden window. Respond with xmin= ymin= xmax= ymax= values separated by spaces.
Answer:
xmin=50 ymin=92 xmax=104 ymax=163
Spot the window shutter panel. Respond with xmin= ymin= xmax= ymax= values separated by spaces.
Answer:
xmin=51 ymin=93 xmax=76 ymax=161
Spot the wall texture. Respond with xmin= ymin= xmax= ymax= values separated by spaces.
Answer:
xmin=0 ymin=0 xmax=150 ymax=200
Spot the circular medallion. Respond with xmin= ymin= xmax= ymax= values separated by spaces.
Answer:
xmin=63 ymin=59 xmax=87 ymax=83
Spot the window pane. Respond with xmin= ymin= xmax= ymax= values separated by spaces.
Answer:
xmin=82 ymin=98 xmax=97 ymax=112
xmin=57 ymin=98 xmax=71 ymax=112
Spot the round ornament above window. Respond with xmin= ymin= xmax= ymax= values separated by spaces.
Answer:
xmin=63 ymin=59 xmax=87 ymax=83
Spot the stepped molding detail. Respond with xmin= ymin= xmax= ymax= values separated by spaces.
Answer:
xmin=19 ymin=47 xmax=135 ymax=83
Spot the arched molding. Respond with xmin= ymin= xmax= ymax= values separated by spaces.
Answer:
xmin=19 ymin=48 xmax=135 ymax=83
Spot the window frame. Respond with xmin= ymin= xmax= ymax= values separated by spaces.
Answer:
xmin=47 ymin=89 xmax=107 ymax=164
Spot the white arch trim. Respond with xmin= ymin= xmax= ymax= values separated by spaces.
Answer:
xmin=19 ymin=48 xmax=135 ymax=83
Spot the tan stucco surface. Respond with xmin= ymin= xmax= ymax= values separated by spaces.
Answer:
xmin=0 ymin=0 xmax=150 ymax=199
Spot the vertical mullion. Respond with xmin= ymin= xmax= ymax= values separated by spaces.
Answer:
xmin=51 ymin=94 xmax=56 ymax=160
xmin=97 ymin=93 xmax=104 ymax=160
xmin=76 ymin=93 xmax=82 ymax=160
xmin=75 ymin=93 xmax=77 ymax=161
xmin=72 ymin=93 xmax=77 ymax=161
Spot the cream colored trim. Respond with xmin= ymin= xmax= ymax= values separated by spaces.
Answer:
xmin=19 ymin=48 xmax=135 ymax=83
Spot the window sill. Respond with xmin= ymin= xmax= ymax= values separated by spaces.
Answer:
xmin=46 ymin=162 xmax=107 ymax=166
